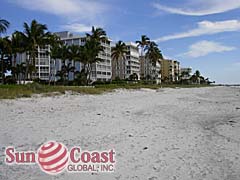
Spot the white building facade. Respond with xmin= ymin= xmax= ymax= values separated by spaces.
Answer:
xmin=16 ymin=45 xmax=51 ymax=81
xmin=126 ymin=42 xmax=140 ymax=80
xmin=112 ymin=42 xmax=140 ymax=80
xmin=55 ymin=31 xmax=112 ymax=82
xmin=140 ymin=56 xmax=161 ymax=84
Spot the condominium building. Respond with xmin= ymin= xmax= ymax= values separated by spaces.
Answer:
xmin=111 ymin=42 xmax=140 ymax=80
xmin=161 ymin=59 xmax=180 ymax=83
xmin=140 ymin=56 xmax=161 ymax=84
xmin=55 ymin=31 xmax=112 ymax=82
xmin=16 ymin=45 xmax=51 ymax=81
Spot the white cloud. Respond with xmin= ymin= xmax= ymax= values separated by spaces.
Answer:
xmin=181 ymin=40 xmax=236 ymax=58
xmin=153 ymin=0 xmax=240 ymax=16
xmin=9 ymin=0 xmax=107 ymax=22
xmin=60 ymin=23 xmax=92 ymax=33
xmin=155 ymin=20 xmax=240 ymax=42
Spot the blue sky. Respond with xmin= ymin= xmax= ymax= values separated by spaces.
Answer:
xmin=1 ymin=0 xmax=240 ymax=84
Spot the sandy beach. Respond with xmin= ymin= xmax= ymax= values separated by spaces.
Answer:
xmin=0 ymin=86 xmax=240 ymax=180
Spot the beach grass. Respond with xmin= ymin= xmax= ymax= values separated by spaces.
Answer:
xmin=0 ymin=83 xmax=212 ymax=99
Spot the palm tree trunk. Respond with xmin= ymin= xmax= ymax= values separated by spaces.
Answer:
xmin=73 ymin=60 xmax=75 ymax=80
xmin=54 ymin=59 xmax=56 ymax=86
xmin=68 ymin=70 xmax=70 ymax=82
xmin=23 ymin=71 xmax=26 ymax=84
xmin=116 ymin=59 xmax=119 ymax=79
xmin=87 ymin=64 xmax=92 ymax=85
xmin=25 ymin=53 xmax=30 ymax=82
xmin=1 ymin=54 xmax=4 ymax=84
xmin=14 ymin=54 xmax=17 ymax=67
xmin=17 ymin=73 xmax=21 ymax=84
xmin=32 ymin=48 xmax=36 ymax=80
xmin=123 ymin=58 xmax=126 ymax=80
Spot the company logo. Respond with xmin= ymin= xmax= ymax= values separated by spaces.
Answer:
xmin=38 ymin=141 xmax=69 ymax=174
xmin=4 ymin=141 xmax=116 ymax=175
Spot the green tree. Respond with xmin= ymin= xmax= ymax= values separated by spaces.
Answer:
xmin=0 ymin=18 xmax=10 ymax=36
xmin=129 ymin=73 xmax=138 ymax=81
xmin=84 ymin=26 xmax=107 ymax=85
xmin=52 ymin=44 xmax=69 ymax=84
xmin=0 ymin=37 xmax=11 ymax=83
xmin=62 ymin=62 xmax=75 ymax=82
xmin=195 ymin=70 xmax=201 ymax=78
xmin=74 ymin=70 xmax=87 ymax=85
xmin=146 ymin=41 xmax=163 ymax=66
xmin=191 ymin=70 xmax=201 ymax=84
xmin=136 ymin=35 xmax=150 ymax=56
xmin=16 ymin=20 xmax=50 ymax=80
xmin=145 ymin=41 xmax=163 ymax=81
xmin=67 ymin=45 xmax=81 ymax=79
xmin=86 ymin=26 xmax=107 ymax=41
xmin=11 ymin=32 xmax=26 ymax=67
xmin=84 ymin=38 xmax=103 ymax=84
xmin=48 ymin=34 xmax=63 ymax=84
xmin=12 ymin=63 xmax=26 ymax=84
xmin=56 ymin=69 xmax=65 ymax=83
xmin=111 ymin=41 xmax=128 ymax=80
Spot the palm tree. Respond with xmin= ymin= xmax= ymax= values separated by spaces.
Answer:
xmin=111 ymin=41 xmax=128 ymax=80
xmin=51 ymin=44 xmax=70 ymax=85
xmin=86 ymin=26 xmax=107 ymax=41
xmin=56 ymin=69 xmax=65 ymax=83
xmin=78 ymin=45 xmax=88 ymax=72
xmin=191 ymin=70 xmax=201 ymax=84
xmin=48 ymin=34 xmax=63 ymax=84
xmin=16 ymin=19 xmax=50 ymax=80
xmin=0 ymin=37 xmax=12 ymax=83
xmin=84 ymin=38 xmax=104 ymax=84
xmin=57 ymin=63 xmax=75 ymax=84
xmin=145 ymin=41 xmax=163 ymax=81
xmin=52 ymin=43 xmax=65 ymax=85
xmin=12 ymin=63 xmax=26 ymax=84
xmin=136 ymin=35 xmax=150 ymax=56
xmin=195 ymin=70 xmax=201 ymax=78
xmin=84 ymin=26 xmax=107 ymax=85
xmin=129 ymin=73 xmax=138 ymax=81
xmin=11 ymin=32 xmax=26 ymax=67
xmin=146 ymin=41 xmax=163 ymax=66
xmin=0 ymin=18 xmax=10 ymax=36
xmin=65 ymin=63 xmax=75 ymax=82
xmin=67 ymin=45 xmax=81 ymax=79
xmin=195 ymin=70 xmax=201 ymax=84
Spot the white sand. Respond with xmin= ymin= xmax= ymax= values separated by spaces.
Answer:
xmin=0 ymin=86 xmax=240 ymax=180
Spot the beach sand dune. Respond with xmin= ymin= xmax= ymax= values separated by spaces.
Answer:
xmin=0 ymin=87 xmax=240 ymax=180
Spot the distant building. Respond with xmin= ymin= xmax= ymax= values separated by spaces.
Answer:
xmin=161 ymin=59 xmax=180 ymax=83
xmin=55 ymin=31 xmax=112 ymax=82
xmin=111 ymin=42 xmax=140 ymax=80
xmin=140 ymin=57 xmax=161 ymax=84
xmin=180 ymin=67 xmax=192 ymax=80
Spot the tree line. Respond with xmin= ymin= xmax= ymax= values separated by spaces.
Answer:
xmin=0 ymin=17 xmax=212 ymax=85
xmin=0 ymin=18 xmax=108 ymax=85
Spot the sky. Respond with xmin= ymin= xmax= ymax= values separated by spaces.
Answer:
xmin=0 ymin=0 xmax=240 ymax=84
